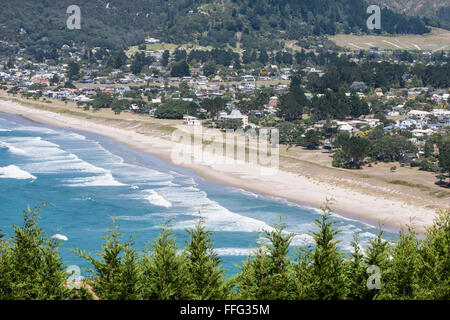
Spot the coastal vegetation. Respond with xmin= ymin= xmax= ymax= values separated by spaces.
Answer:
xmin=0 ymin=204 xmax=448 ymax=300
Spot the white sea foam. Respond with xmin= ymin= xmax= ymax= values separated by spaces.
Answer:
xmin=62 ymin=173 xmax=125 ymax=187
xmin=0 ymin=165 xmax=36 ymax=180
xmin=143 ymin=190 xmax=172 ymax=208
xmin=115 ymin=215 xmax=152 ymax=221
xmin=114 ymin=167 xmax=174 ymax=184
xmin=214 ymin=248 xmax=259 ymax=256
xmin=19 ymin=126 xmax=59 ymax=135
xmin=290 ymin=233 xmax=316 ymax=246
xmin=200 ymin=203 xmax=275 ymax=233
xmin=232 ymin=188 xmax=259 ymax=198
xmin=138 ymin=184 xmax=276 ymax=233
xmin=0 ymin=142 xmax=27 ymax=155
xmin=51 ymin=234 xmax=68 ymax=241
xmin=65 ymin=132 xmax=86 ymax=140
xmin=1 ymin=136 xmax=110 ymax=174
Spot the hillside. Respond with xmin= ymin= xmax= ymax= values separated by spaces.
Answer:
xmin=372 ymin=0 xmax=450 ymax=29
xmin=0 ymin=0 xmax=433 ymax=50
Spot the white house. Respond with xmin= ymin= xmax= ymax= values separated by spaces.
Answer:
xmin=336 ymin=121 xmax=355 ymax=133
xmin=241 ymin=75 xmax=255 ymax=82
xmin=145 ymin=38 xmax=160 ymax=44
xmin=183 ymin=115 xmax=201 ymax=126
xmin=411 ymin=129 xmax=432 ymax=137
xmin=219 ymin=110 xmax=248 ymax=127
xmin=432 ymin=109 xmax=450 ymax=118
xmin=408 ymin=110 xmax=430 ymax=119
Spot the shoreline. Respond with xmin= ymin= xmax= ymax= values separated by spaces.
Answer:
xmin=0 ymin=98 xmax=442 ymax=233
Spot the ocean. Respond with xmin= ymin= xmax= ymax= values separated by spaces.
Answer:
xmin=0 ymin=112 xmax=396 ymax=276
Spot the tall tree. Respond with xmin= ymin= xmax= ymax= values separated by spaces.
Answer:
xmin=184 ymin=219 xmax=227 ymax=300
xmin=277 ymin=85 xmax=309 ymax=121
xmin=161 ymin=50 xmax=170 ymax=67
xmin=295 ymin=204 xmax=348 ymax=299
xmin=141 ymin=223 xmax=190 ymax=300
xmin=236 ymin=220 xmax=294 ymax=299
xmin=67 ymin=61 xmax=80 ymax=80
xmin=438 ymin=138 xmax=450 ymax=184
xmin=76 ymin=221 xmax=141 ymax=300
xmin=170 ymin=60 xmax=190 ymax=77
xmin=0 ymin=204 xmax=71 ymax=300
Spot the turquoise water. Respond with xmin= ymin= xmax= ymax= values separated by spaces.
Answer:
xmin=0 ymin=113 xmax=396 ymax=276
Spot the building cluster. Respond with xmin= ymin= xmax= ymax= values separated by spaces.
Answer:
xmin=0 ymin=41 xmax=448 ymax=146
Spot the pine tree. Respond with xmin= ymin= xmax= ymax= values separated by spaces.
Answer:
xmin=0 ymin=204 xmax=70 ymax=299
xmin=415 ymin=210 xmax=450 ymax=299
xmin=364 ymin=228 xmax=390 ymax=299
xmin=235 ymin=220 xmax=294 ymax=300
xmin=379 ymin=226 xmax=421 ymax=300
xmin=346 ymin=233 xmax=368 ymax=300
xmin=298 ymin=205 xmax=348 ymax=299
xmin=184 ymin=219 xmax=228 ymax=299
xmin=265 ymin=222 xmax=295 ymax=299
xmin=141 ymin=223 xmax=190 ymax=300
xmin=76 ymin=220 xmax=141 ymax=300
xmin=292 ymin=247 xmax=314 ymax=299
xmin=0 ymin=233 xmax=13 ymax=299
xmin=234 ymin=246 xmax=272 ymax=299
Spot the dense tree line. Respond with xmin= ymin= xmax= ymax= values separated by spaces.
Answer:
xmin=333 ymin=131 xmax=418 ymax=169
xmin=310 ymin=91 xmax=370 ymax=120
xmin=187 ymin=49 xmax=239 ymax=67
xmin=0 ymin=0 xmax=435 ymax=52
xmin=307 ymin=58 xmax=450 ymax=93
xmin=155 ymin=99 xmax=198 ymax=119
xmin=0 ymin=204 xmax=448 ymax=300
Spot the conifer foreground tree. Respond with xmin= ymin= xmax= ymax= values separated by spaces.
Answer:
xmin=184 ymin=219 xmax=229 ymax=300
xmin=379 ymin=227 xmax=421 ymax=300
xmin=415 ymin=211 xmax=450 ymax=299
xmin=140 ymin=222 xmax=190 ymax=300
xmin=0 ymin=205 xmax=449 ymax=300
xmin=363 ymin=228 xmax=391 ymax=300
xmin=235 ymin=220 xmax=295 ymax=300
xmin=295 ymin=205 xmax=348 ymax=299
xmin=0 ymin=204 xmax=71 ymax=299
xmin=345 ymin=234 xmax=369 ymax=300
xmin=76 ymin=221 xmax=141 ymax=300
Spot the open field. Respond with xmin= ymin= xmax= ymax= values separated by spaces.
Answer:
xmin=329 ymin=27 xmax=450 ymax=51
xmin=126 ymin=42 xmax=217 ymax=57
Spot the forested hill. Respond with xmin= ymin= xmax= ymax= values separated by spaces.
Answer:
xmin=0 ymin=0 xmax=432 ymax=50
xmin=372 ymin=0 xmax=450 ymax=29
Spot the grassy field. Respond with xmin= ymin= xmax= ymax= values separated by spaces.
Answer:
xmin=126 ymin=42 xmax=217 ymax=57
xmin=329 ymin=27 xmax=450 ymax=51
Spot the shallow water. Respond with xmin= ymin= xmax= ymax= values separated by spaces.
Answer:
xmin=0 ymin=113 xmax=396 ymax=276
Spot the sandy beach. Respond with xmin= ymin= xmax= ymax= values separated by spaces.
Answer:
xmin=0 ymin=97 xmax=446 ymax=233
